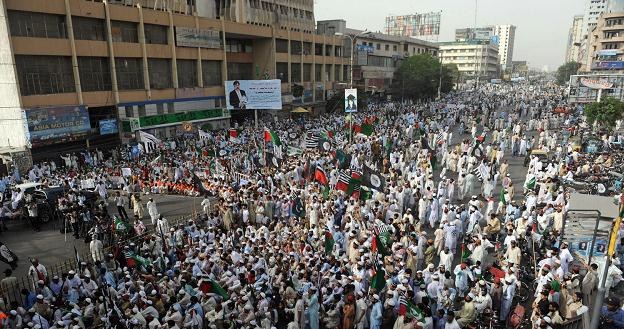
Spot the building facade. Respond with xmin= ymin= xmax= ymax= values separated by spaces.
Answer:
xmin=439 ymin=41 xmax=500 ymax=80
xmin=494 ymin=25 xmax=515 ymax=69
xmin=454 ymin=25 xmax=515 ymax=70
xmin=0 ymin=0 xmax=348 ymax=158
xmin=317 ymin=20 xmax=438 ymax=95
xmin=566 ymin=15 xmax=585 ymax=63
xmin=587 ymin=12 xmax=624 ymax=73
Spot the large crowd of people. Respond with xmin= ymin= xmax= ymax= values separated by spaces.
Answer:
xmin=0 ymin=82 xmax=622 ymax=329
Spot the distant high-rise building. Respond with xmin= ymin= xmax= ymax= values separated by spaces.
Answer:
xmin=566 ymin=15 xmax=585 ymax=63
xmin=584 ymin=0 xmax=608 ymax=36
xmin=494 ymin=25 xmax=516 ymax=69
xmin=454 ymin=25 xmax=515 ymax=69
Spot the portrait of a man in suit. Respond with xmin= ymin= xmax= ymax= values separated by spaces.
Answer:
xmin=229 ymin=80 xmax=247 ymax=109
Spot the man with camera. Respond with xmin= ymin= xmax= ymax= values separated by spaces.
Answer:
xmin=601 ymin=297 xmax=624 ymax=328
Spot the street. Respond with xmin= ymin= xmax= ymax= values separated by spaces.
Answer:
xmin=1 ymin=194 xmax=205 ymax=278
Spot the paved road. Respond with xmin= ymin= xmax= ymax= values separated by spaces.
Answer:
xmin=1 ymin=194 xmax=204 ymax=278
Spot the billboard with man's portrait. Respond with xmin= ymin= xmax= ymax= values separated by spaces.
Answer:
xmin=224 ymin=79 xmax=282 ymax=110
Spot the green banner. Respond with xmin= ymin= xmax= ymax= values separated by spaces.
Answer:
xmin=139 ymin=108 xmax=223 ymax=128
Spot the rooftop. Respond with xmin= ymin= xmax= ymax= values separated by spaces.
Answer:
xmin=343 ymin=28 xmax=438 ymax=48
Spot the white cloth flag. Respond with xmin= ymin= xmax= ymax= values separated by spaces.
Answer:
xmin=198 ymin=130 xmax=211 ymax=140
xmin=139 ymin=131 xmax=161 ymax=153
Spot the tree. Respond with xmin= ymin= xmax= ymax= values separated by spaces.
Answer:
xmin=391 ymin=54 xmax=455 ymax=100
xmin=584 ymin=97 xmax=624 ymax=129
xmin=556 ymin=61 xmax=580 ymax=85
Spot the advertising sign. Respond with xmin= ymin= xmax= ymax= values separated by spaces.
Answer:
xmin=385 ymin=12 xmax=441 ymax=37
xmin=356 ymin=44 xmax=375 ymax=53
xmin=175 ymin=27 xmax=221 ymax=49
xmin=580 ymin=77 xmax=614 ymax=89
xmin=225 ymin=79 xmax=283 ymax=110
xmin=26 ymin=106 xmax=91 ymax=147
xmin=592 ymin=61 xmax=624 ymax=70
xmin=344 ymin=88 xmax=358 ymax=113
xmin=99 ymin=119 xmax=118 ymax=135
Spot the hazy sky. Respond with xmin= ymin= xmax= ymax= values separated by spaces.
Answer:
xmin=315 ymin=0 xmax=587 ymax=71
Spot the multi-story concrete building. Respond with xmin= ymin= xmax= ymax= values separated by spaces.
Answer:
xmin=317 ymin=20 xmax=438 ymax=95
xmin=587 ymin=11 xmax=624 ymax=73
xmin=0 ymin=0 xmax=348 ymax=160
xmin=566 ymin=15 xmax=585 ymax=63
xmin=580 ymin=0 xmax=624 ymax=70
xmin=454 ymin=25 xmax=515 ymax=70
xmin=494 ymin=25 xmax=515 ymax=69
xmin=439 ymin=41 xmax=500 ymax=80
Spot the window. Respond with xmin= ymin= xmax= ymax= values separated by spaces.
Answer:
xmin=334 ymin=65 xmax=340 ymax=81
xmin=111 ymin=21 xmax=138 ymax=43
xmin=276 ymin=62 xmax=289 ymax=82
xmin=227 ymin=63 xmax=252 ymax=80
xmin=315 ymin=64 xmax=322 ymax=81
xmin=291 ymin=41 xmax=302 ymax=55
xmin=15 ymin=55 xmax=75 ymax=95
xmin=393 ymin=45 xmax=397 ymax=51
xmin=226 ymin=39 xmax=252 ymax=53
xmin=73 ymin=16 xmax=106 ymax=41
xmin=303 ymin=63 xmax=311 ymax=81
xmin=385 ymin=44 xmax=390 ymax=51
xmin=177 ymin=60 xmax=198 ymax=88
xmin=315 ymin=43 xmax=323 ymax=56
xmin=303 ymin=42 xmax=312 ymax=55
xmin=148 ymin=58 xmax=171 ymax=89
xmin=202 ymin=60 xmax=222 ymax=86
xmin=115 ymin=58 xmax=144 ymax=90
xmin=368 ymin=55 xmax=393 ymax=67
xmin=144 ymin=24 xmax=168 ymax=44
xmin=376 ymin=43 xmax=380 ymax=50
xmin=276 ymin=39 xmax=289 ymax=53
xmin=78 ymin=57 xmax=111 ymax=92
xmin=8 ymin=10 xmax=67 ymax=38
xmin=325 ymin=45 xmax=333 ymax=56
xmin=404 ymin=44 xmax=408 ymax=52
xmin=291 ymin=63 xmax=301 ymax=82
xmin=335 ymin=46 xmax=342 ymax=57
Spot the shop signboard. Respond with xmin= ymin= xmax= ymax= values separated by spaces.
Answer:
xmin=25 ymin=106 xmax=91 ymax=147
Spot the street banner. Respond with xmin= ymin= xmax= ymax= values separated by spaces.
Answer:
xmin=345 ymin=88 xmax=358 ymax=113
xmin=225 ymin=80 xmax=282 ymax=110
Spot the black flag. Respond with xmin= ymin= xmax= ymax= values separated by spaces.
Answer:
xmin=362 ymin=165 xmax=386 ymax=191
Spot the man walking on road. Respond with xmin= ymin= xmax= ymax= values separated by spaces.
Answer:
xmin=114 ymin=191 xmax=129 ymax=220
xmin=147 ymin=198 xmax=159 ymax=225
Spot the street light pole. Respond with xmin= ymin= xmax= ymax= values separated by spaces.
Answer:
xmin=336 ymin=31 xmax=371 ymax=144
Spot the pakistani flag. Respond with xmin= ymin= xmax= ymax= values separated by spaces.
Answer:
xmin=370 ymin=265 xmax=386 ymax=291
xmin=362 ymin=165 xmax=386 ymax=191
xmin=114 ymin=216 xmax=130 ymax=232
xmin=525 ymin=176 xmax=536 ymax=190
xmin=404 ymin=300 xmax=425 ymax=321
xmin=359 ymin=186 xmax=373 ymax=200
xmin=500 ymin=189 xmax=507 ymax=204
xmin=292 ymin=197 xmax=305 ymax=218
xmin=324 ymin=231 xmax=335 ymax=254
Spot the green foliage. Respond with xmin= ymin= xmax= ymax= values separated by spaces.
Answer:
xmin=556 ymin=61 xmax=580 ymax=85
xmin=391 ymin=54 xmax=456 ymax=100
xmin=584 ymin=97 xmax=624 ymax=128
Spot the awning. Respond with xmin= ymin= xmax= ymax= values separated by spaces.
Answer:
xmin=291 ymin=107 xmax=310 ymax=113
